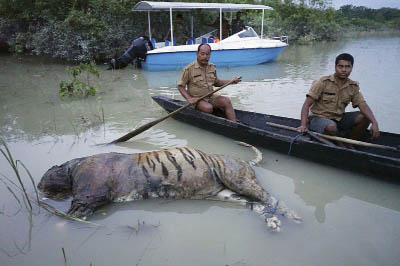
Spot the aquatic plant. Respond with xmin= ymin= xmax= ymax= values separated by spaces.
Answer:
xmin=59 ymin=61 xmax=100 ymax=97
xmin=0 ymin=138 xmax=39 ymax=211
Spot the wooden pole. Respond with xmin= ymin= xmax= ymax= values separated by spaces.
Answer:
xmin=265 ymin=121 xmax=335 ymax=146
xmin=266 ymin=122 xmax=399 ymax=152
xmin=110 ymin=80 xmax=235 ymax=144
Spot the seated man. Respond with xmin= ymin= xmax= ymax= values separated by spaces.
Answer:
xmin=177 ymin=43 xmax=241 ymax=122
xmin=204 ymin=13 xmax=230 ymax=40
xmin=231 ymin=11 xmax=245 ymax=34
xmin=297 ymin=53 xmax=379 ymax=145
xmin=164 ymin=13 xmax=190 ymax=45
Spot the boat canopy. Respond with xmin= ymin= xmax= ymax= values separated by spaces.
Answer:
xmin=132 ymin=1 xmax=273 ymax=44
xmin=132 ymin=1 xmax=273 ymax=12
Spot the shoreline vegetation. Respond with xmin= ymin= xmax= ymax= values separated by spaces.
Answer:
xmin=1 ymin=0 xmax=399 ymax=62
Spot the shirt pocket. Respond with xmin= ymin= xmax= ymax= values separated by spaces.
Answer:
xmin=321 ymin=92 xmax=336 ymax=103
xmin=192 ymin=73 xmax=204 ymax=86
xmin=340 ymin=94 xmax=351 ymax=106
xmin=207 ymin=69 xmax=216 ymax=80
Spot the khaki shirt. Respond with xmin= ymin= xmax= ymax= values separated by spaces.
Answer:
xmin=178 ymin=60 xmax=221 ymax=98
xmin=173 ymin=22 xmax=189 ymax=45
xmin=307 ymin=74 xmax=365 ymax=121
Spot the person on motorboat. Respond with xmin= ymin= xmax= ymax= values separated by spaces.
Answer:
xmin=204 ymin=13 xmax=230 ymax=39
xmin=231 ymin=11 xmax=245 ymax=34
xmin=177 ymin=43 xmax=241 ymax=122
xmin=297 ymin=53 xmax=380 ymax=146
xmin=164 ymin=13 xmax=190 ymax=45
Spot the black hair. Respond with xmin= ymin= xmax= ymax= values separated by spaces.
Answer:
xmin=176 ymin=13 xmax=183 ymax=19
xmin=197 ymin=43 xmax=211 ymax=53
xmin=335 ymin=53 xmax=354 ymax=66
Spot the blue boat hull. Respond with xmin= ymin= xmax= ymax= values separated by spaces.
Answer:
xmin=142 ymin=47 xmax=286 ymax=71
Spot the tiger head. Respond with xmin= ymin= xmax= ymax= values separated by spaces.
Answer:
xmin=38 ymin=158 xmax=82 ymax=199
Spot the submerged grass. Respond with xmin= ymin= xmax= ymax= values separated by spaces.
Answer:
xmin=0 ymin=137 xmax=101 ymax=226
xmin=0 ymin=138 xmax=33 ymax=210
xmin=62 ymin=247 xmax=67 ymax=266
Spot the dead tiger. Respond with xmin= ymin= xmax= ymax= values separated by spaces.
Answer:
xmin=38 ymin=142 xmax=301 ymax=232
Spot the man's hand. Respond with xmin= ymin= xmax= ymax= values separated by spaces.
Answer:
xmin=358 ymin=102 xmax=380 ymax=139
xmin=232 ymin=76 xmax=242 ymax=84
xmin=297 ymin=125 xmax=308 ymax=133
xmin=187 ymin=97 xmax=199 ymax=105
xmin=370 ymin=122 xmax=380 ymax=139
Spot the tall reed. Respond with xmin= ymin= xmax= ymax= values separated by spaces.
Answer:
xmin=0 ymin=138 xmax=33 ymax=210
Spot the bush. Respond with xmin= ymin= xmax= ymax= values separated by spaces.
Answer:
xmin=59 ymin=61 xmax=100 ymax=97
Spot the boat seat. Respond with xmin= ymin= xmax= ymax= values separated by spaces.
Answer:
xmin=208 ymin=38 xmax=214 ymax=43
xmin=187 ymin=37 xmax=196 ymax=45
xmin=164 ymin=40 xmax=176 ymax=46
xmin=202 ymin=38 xmax=207 ymax=44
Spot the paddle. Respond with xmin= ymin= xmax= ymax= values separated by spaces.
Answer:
xmin=265 ymin=122 xmax=335 ymax=146
xmin=109 ymin=80 xmax=235 ymax=144
xmin=266 ymin=122 xmax=399 ymax=152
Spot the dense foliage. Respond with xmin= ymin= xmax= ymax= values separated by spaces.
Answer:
xmin=0 ymin=0 xmax=399 ymax=61
xmin=337 ymin=5 xmax=400 ymax=30
xmin=0 ymin=0 xmax=146 ymax=60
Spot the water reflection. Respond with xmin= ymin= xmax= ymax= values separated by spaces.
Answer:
xmin=259 ymin=153 xmax=400 ymax=223
xmin=90 ymin=199 xmax=250 ymax=221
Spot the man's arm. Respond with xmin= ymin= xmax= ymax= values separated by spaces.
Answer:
xmin=164 ymin=29 xmax=170 ymax=40
xmin=297 ymin=96 xmax=314 ymax=133
xmin=215 ymin=76 xmax=241 ymax=87
xmin=358 ymin=102 xmax=380 ymax=139
xmin=177 ymin=84 xmax=198 ymax=105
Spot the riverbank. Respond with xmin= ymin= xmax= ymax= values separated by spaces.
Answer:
xmin=1 ymin=0 xmax=399 ymax=62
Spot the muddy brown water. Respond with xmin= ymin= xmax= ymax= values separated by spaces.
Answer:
xmin=1 ymin=35 xmax=400 ymax=266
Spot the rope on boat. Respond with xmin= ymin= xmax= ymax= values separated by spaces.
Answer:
xmin=288 ymin=132 xmax=306 ymax=155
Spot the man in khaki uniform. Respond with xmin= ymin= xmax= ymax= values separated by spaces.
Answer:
xmin=297 ymin=53 xmax=379 ymax=144
xmin=177 ymin=43 xmax=241 ymax=122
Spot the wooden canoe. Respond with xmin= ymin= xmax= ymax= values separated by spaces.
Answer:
xmin=152 ymin=96 xmax=400 ymax=180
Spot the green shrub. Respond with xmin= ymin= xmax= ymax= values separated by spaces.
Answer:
xmin=59 ymin=61 xmax=99 ymax=97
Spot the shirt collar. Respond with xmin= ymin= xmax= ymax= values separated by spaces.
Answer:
xmin=194 ymin=60 xmax=209 ymax=69
xmin=330 ymin=74 xmax=357 ymax=88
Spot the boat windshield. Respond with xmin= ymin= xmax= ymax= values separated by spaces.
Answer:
xmin=238 ymin=27 xmax=258 ymax=38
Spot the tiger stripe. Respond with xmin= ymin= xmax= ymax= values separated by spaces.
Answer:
xmin=149 ymin=158 xmax=156 ymax=172
xmin=161 ymin=162 xmax=169 ymax=179
xmin=213 ymin=157 xmax=224 ymax=180
xmin=142 ymin=165 xmax=150 ymax=179
xmin=154 ymin=152 xmax=160 ymax=163
xmin=164 ymin=151 xmax=183 ymax=181
xmin=177 ymin=147 xmax=196 ymax=170
xmin=196 ymin=149 xmax=215 ymax=178
xmin=184 ymin=147 xmax=196 ymax=159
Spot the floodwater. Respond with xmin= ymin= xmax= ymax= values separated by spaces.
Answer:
xmin=1 ymin=35 xmax=400 ymax=266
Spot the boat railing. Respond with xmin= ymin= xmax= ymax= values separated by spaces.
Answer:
xmin=272 ymin=35 xmax=289 ymax=44
xmin=195 ymin=29 xmax=218 ymax=44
